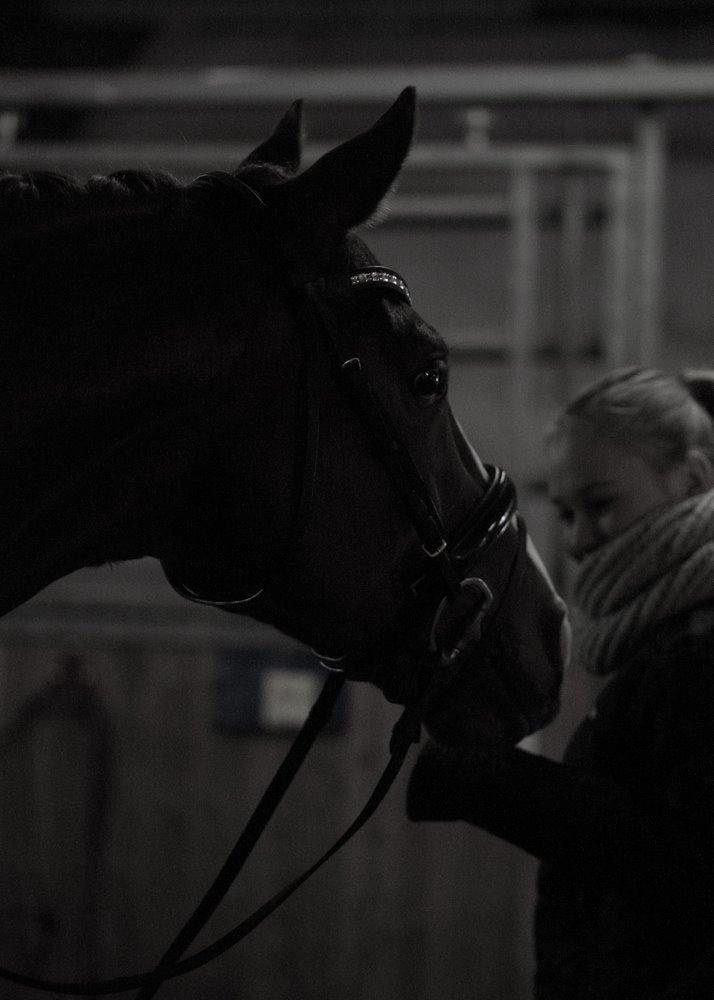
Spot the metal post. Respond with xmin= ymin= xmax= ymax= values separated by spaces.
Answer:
xmin=559 ymin=171 xmax=588 ymax=402
xmin=602 ymin=158 xmax=634 ymax=367
xmin=509 ymin=167 xmax=538 ymax=477
xmin=633 ymin=108 xmax=666 ymax=365
xmin=0 ymin=110 xmax=20 ymax=150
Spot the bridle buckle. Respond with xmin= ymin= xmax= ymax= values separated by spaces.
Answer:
xmin=429 ymin=576 xmax=494 ymax=658
xmin=422 ymin=537 xmax=448 ymax=558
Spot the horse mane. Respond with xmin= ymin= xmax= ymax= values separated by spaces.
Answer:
xmin=0 ymin=168 xmax=180 ymax=205
xmin=0 ymin=164 xmax=288 ymax=344
xmin=0 ymin=162 xmax=287 ymax=222
xmin=0 ymin=169 xmax=187 ymax=243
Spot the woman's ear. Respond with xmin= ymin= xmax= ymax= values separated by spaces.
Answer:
xmin=684 ymin=448 xmax=714 ymax=494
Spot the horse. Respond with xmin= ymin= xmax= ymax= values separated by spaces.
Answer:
xmin=0 ymin=86 xmax=569 ymax=995
xmin=0 ymin=87 xmax=565 ymax=752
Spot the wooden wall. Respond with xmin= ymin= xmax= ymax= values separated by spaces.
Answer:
xmin=0 ymin=634 xmax=537 ymax=1000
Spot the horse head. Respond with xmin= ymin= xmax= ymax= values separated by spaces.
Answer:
xmin=0 ymin=90 xmax=566 ymax=747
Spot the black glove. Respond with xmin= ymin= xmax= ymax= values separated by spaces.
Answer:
xmin=406 ymin=739 xmax=500 ymax=822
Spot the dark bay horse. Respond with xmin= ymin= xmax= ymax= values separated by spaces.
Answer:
xmin=0 ymin=88 xmax=565 ymax=750
xmin=0 ymin=87 xmax=569 ymax=997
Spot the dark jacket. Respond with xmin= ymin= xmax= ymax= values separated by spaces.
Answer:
xmin=407 ymin=603 xmax=714 ymax=999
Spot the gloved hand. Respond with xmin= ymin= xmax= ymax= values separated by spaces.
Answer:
xmin=406 ymin=738 xmax=500 ymax=822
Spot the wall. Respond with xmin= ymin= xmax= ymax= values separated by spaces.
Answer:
xmin=0 ymin=614 xmax=538 ymax=1000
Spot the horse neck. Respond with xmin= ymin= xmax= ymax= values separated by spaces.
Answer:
xmin=0 ymin=316 xmax=216 ymax=613
xmin=0 ymin=204 xmax=303 ymax=614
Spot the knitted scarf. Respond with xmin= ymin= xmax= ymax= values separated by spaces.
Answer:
xmin=571 ymin=489 xmax=714 ymax=675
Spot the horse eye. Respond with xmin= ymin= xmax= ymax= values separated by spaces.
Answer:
xmin=412 ymin=363 xmax=447 ymax=404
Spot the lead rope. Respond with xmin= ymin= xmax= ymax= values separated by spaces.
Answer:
xmin=130 ymin=573 xmax=490 ymax=999
xmin=133 ymin=634 xmax=468 ymax=1000
xmin=0 ymin=668 xmax=432 ymax=996
xmin=131 ymin=671 xmax=347 ymax=1000
xmin=135 ymin=695 xmax=423 ymax=999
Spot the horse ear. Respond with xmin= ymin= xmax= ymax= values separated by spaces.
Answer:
xmin=270 ymin=87 xmax=416 ymax=236
xmin=238 ymin=100 xmax=303 ymax=176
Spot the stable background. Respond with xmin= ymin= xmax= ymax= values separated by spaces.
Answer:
xmin=0 ymin=4 xmax=712 ymax=998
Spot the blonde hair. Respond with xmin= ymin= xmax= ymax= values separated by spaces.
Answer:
xmin=550 ymin=367 xmax=714 ymax=472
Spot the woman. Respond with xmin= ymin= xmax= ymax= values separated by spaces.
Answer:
xmin=407 ymin=368 xmax=714 ymax=999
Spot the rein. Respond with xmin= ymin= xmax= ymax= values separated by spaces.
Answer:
xmin=0 ymin=177 xmax=520 ymax=996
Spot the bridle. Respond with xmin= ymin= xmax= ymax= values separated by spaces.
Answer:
xmin=0 ymin=177 xmax=522 ymax=997
xmin=163 ymin=253 xmax=517 ymax=664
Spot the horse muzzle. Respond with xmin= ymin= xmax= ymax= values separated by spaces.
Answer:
xmin=338 ymin=476 xmax=568 ymax=748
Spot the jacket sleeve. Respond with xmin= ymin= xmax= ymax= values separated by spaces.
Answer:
xmin=407 ymin=633 xmax=714 ymax=909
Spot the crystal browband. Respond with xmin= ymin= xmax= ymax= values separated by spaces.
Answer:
xmin=350 ymin=269 xmax=411 ymax=304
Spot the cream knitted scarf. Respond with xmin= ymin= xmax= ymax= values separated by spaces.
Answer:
xmin=571 ymin=489 xmax=714 ymax=675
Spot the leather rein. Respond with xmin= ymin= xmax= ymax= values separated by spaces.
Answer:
xmin=0 ymin=178 xmax=520 ymax=997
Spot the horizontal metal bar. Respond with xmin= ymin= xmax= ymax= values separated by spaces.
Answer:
xmin=377 ymin=194 xmax=510 ymax=220
xmin=1 ymin=62 xmax=714 ymax=107
xmin=409 ymin=143 xmax=633 ymax=170
xmin=443 ymin=329 xmax=603 ymax=362
xmin=0 ymin=142 xmax=258 ymax=174
xmin=0 ymin=140 xmax=633 ymax=176
xmin=34 ymin=1 xmax=530 ymax=18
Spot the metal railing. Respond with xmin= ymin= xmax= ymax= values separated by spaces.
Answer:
xmin=0 ymin=61 xmax=713 ymax=105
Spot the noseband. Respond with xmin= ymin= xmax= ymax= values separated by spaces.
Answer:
xmin=1 ymin=177 xmax=521 ymax=997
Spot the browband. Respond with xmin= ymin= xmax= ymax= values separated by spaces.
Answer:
xmin=350 ymin=267 xmax=411 ymax=304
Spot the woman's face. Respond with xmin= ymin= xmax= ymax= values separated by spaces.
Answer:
xmin=546 ymin=420 xmax=693 ymax=562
